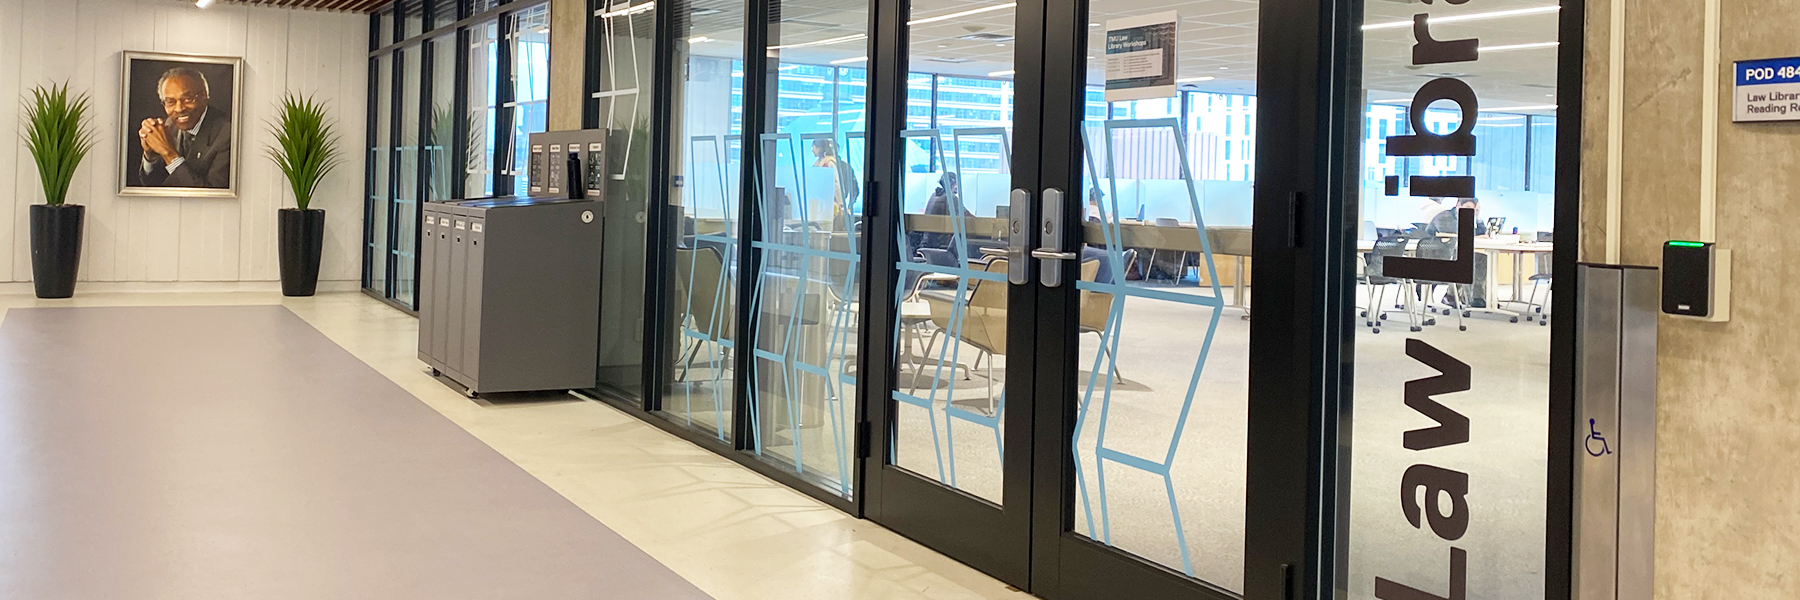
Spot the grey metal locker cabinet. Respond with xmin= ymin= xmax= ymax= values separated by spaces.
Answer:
xmin=461 ymin=215 xmax=486 ymax=384
xmin=455 ymin=198 xmax=601 ymax=394
xmin=418 ymin=203 xmax=440 ymax=368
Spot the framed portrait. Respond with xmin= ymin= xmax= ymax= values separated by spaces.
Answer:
xmin=118 ymin=52 xmax=243 ymax=198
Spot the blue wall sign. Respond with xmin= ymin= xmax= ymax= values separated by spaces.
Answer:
xmin=1734 ymin=57 xmax=1800 ymax=122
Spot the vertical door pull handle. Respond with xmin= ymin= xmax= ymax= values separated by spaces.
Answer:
xmin=1039 ymin=188 xmax=1068 ymax=287
xmin=1008 ymin=189 xmax=1032 ymax=284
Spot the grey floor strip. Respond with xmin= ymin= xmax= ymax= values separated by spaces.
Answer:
xmin=0 ymin=306 xmax=712 ymax=600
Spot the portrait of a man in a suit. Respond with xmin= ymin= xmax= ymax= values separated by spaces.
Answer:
xmin=120 ymin=53 xmax=240 ymax=197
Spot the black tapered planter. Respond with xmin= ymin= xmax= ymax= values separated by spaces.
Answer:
xmin=29 ymin=204 xmax=84 ymax=299
xmin=278 ymin=208 xmax=326 ymax=297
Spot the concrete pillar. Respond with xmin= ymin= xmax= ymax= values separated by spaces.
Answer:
xmin=549 ymin=0 xmax=587 ymax=130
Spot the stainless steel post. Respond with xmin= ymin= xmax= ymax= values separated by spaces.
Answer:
xmin=1574 ymin=264 xmax=1658 ymax=600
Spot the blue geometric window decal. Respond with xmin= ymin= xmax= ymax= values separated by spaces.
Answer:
xmin=1072 ymin=118 xmax=1223 ymax=577
xmin=888 ymin=127 xmax=1010 ymax=494
xmin=674 ymin=133 xmax=738 ymax=440
xmin=745 ymin=131 xmax=860 ymax=499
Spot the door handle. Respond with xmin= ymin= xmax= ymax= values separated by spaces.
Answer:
xmin=1007 ymin=188 xmax=1031 ymax=284
xmin=1038 ymin=188 xmax=1068 ymax=287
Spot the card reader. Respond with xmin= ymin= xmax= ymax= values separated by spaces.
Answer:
xmin=1661 ymin=240 xmax=1731 ymax=321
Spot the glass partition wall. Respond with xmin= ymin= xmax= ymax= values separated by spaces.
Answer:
xmin=558 ymin=0 xmax=1590 ymax=596
xmin=1335 ymin=1 xmax=1571 ymax=599
xmin=364 ymin=0 xmax=551 ymax=312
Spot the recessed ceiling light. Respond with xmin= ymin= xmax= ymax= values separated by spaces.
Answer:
xmin=996 ymin=43 xmax=1006 ymax=47
xmin=1177 ymin=76 xmax=1215 ymax=83
xmin=1089 ymin=22 xmax=1101 ymax=27
xmin=768 ymin=33 xmax=867 ymax=50
xmin=1364 ymin=6 xmax=1559 ymax=31
xmin=830 ymin=56 xmax=870 ymax=65
xmin=1480 ymin=41 xmax=1559 ymax=53
xmin=937 ymin=44 xmax=949 ymax=48
xmin=909 ymin=3 xmax=1017 ymax=26
xmin=988 ymin=69 xmax=1016 ymax=77
xmin=195 ymin=0 xmax=215 ymax=6
xmin=1219 ymin=67 xmax=1228 ymax=70
xmin=687 ymin=36 xmax=712 ymax=44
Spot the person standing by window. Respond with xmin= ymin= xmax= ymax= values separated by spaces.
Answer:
xmin=810 ymin=138 xmax=860 ymax=226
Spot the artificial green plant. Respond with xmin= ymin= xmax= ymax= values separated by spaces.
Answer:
xmin=266 ymin=93 xmax=343 ymax=211
xmin=22 ymin=83 xmax=95 ymax=207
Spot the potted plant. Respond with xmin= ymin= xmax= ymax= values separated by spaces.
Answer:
xmin=22 ymin=83 xmax=95 ymax=299
xmin=266 ymin=93 xmax=342 ymax=297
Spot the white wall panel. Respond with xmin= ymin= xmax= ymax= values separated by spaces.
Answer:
xmin=0 ymin=0 xmax=367 ymax=284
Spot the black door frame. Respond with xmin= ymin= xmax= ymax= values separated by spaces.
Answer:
xmin=1017 ymin=0 xmax=1329 ymax=596
xmin=856 ymin=0 xmax=1046 ymax=585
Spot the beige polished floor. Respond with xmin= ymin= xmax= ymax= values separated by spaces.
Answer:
xmin=0 ymin=291 xmax=1030 ymax=600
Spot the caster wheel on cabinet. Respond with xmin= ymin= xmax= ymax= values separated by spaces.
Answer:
xmin=1509 ymin=317 xmax=1519 ymax=323
xmin=1410 ymin=326 xmax=1423 ymax=332
xmin=1459 ymin=325 xmax=1467 ymax=331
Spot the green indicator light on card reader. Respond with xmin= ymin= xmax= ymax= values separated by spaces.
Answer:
xmin=1668 ymin=241 xmax=1707 ymax=248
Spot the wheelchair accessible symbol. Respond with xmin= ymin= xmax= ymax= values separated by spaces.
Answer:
xmin=1586 ymin=419 xmax=1613 ymax=458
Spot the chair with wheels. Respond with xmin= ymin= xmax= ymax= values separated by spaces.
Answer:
xmin=1363 ymin=233 xmax=1420 ymax=334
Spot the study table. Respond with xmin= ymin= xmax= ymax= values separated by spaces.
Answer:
xmin=1356 ymin=237 xmax=1556 ymax=316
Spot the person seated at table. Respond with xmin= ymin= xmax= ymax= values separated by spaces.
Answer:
xmin=1427 ymin=197 xmax=1490 ymax=308
xmin=907 ymin=172 xmax=971 ymax=259
xmin=1412 ymin=196 xmax=1452 ymax=231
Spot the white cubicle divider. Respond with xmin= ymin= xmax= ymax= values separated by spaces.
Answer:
xmin=1359 ymin=182 xmax=1557 ymax=234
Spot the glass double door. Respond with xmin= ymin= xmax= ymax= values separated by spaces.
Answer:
xmin=860 ymin=0 xmax=1280 ymax=597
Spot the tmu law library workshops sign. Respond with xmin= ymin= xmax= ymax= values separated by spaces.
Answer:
xmin=1734 ymin=57 xmax=1800 ymax=122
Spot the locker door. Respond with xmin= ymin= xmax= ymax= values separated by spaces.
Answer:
xmin=463 ymin=214 xmax=487 ymax=387
xmin=446 ymin=212 xmax=469 ymax=378
xmin=418 ymin=204 xmax=439 ymax=366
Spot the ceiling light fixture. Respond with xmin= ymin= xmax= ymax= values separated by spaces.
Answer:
xmin=909 ymin=3 xmax=1018 ymax=26
xmin=769 ymin=33 xmax=866 ymax=50
xmin=1499 ymin=104 xmax=1558 ymax=111
xmin=988 ymin=69 xmax=1016 ymax=77
xmin=1479 ymin=41 xmax=1559 ymax=53
xmin=598 ymin=2 xmax=655 ymax=19
xmin=195 ymin=0 xmax=215 ymax=7
xmin=687 ymin=35 xmax=712 ymax=44
xmin=1363 ymin=5 xmax=1558 ymax=31
xmin=1176 ymin=76 xmax=1216 ymax=83
xmin=830 ymin=56 xmax=870 ymax=65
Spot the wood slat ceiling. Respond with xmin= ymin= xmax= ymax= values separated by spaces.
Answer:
xmin=225 ymin=0 xmax=394 ymax=13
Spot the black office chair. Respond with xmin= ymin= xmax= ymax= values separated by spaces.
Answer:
xmin=1524 ymin=254 xmax=1552 ymax=326
xmin=1415 ymin=235 xmax=1469 ymax=331
xmin=1362 ymin=234 xmax=1419 ymax=334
